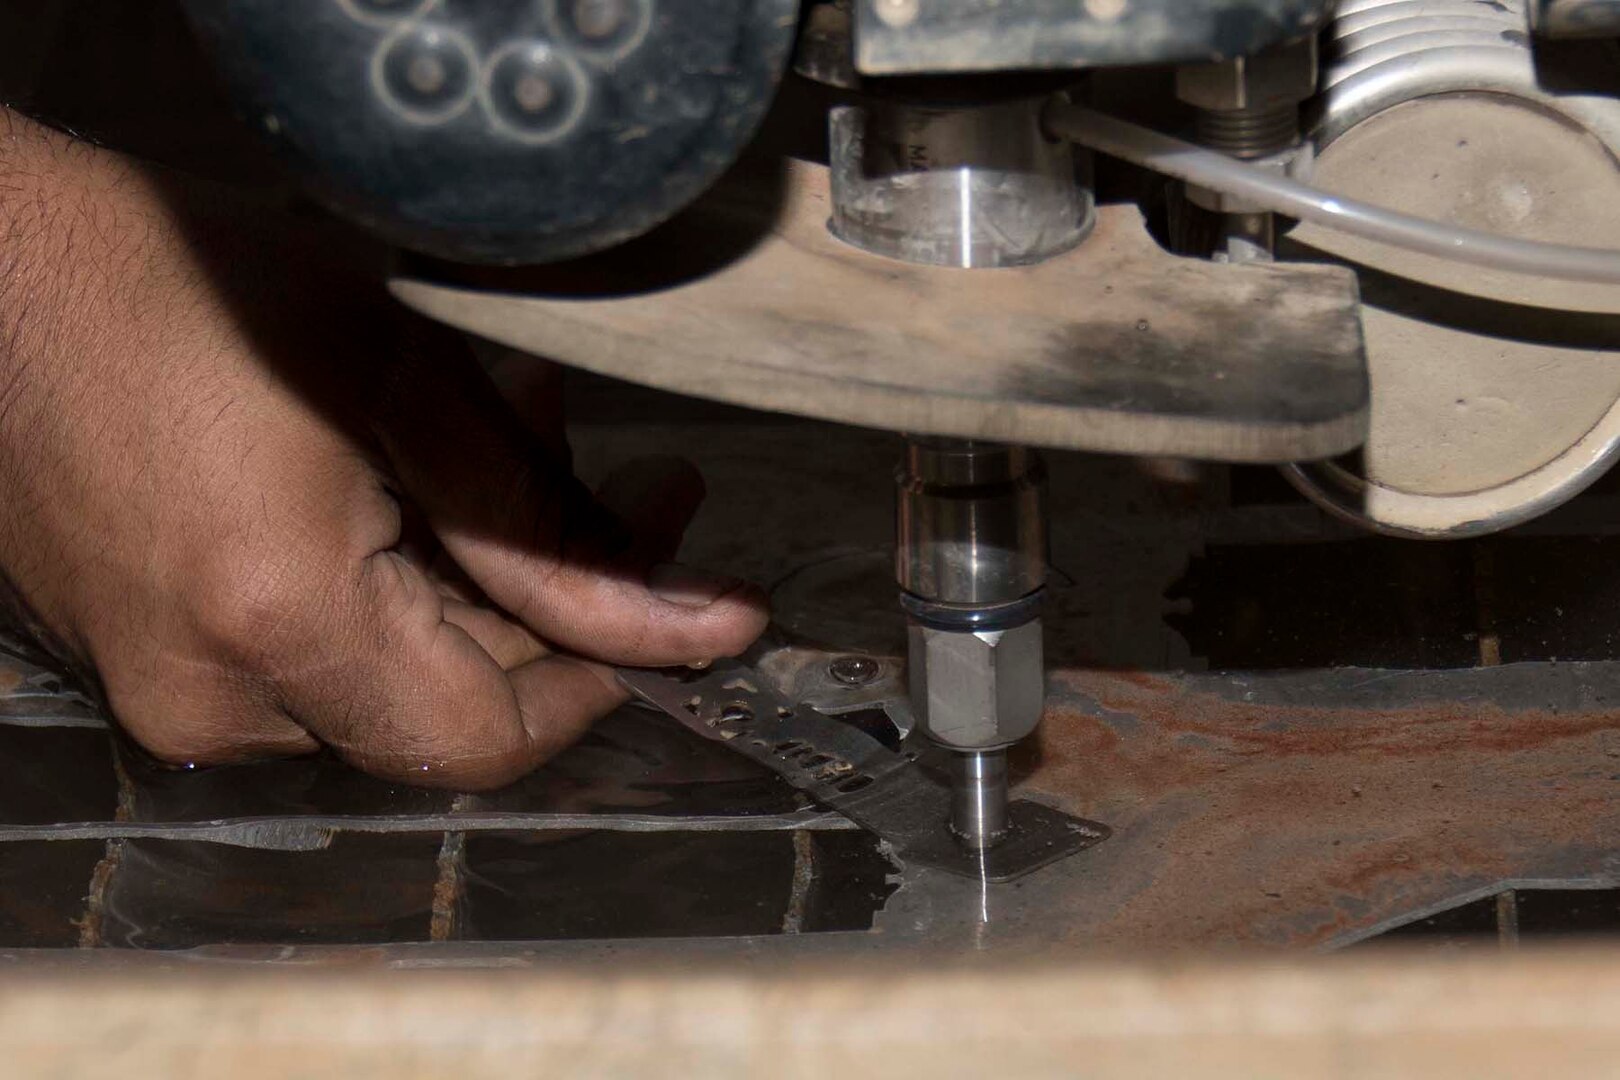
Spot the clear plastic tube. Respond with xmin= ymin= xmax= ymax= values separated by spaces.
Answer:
xmin=1042 ymin=100 xmax=1620 ymax=285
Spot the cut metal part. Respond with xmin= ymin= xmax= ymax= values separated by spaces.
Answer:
xmin=615 ymin=660 xmax=1109 ymax=882
xmin=753 ymin=644 xmax=915 ymax=738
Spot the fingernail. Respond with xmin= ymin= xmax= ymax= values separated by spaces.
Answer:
xmin=647 ymin=563 xmax=743 ymax=608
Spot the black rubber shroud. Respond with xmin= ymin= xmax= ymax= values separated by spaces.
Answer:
xmin=183 ymin=0 xmax=798 ymax=264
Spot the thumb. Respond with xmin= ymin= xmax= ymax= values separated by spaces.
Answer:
xmin=373 ymin=329 xmax=768 ymax=667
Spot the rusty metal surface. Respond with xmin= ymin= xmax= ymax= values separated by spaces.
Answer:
xmin=4 ymin=637 xmax=1617 ymax=957
xmin=1013 ymin=663 xmax=1620 ymax=949
xmin=3 ymin=391 xmax=1620 ymax=961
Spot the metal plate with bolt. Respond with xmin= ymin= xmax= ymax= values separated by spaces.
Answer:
xmin=616 ymin=660 xmax=1110 ymax=882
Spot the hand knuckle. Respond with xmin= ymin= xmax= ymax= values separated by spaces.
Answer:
xmin=103 ymin=664 xmax=300 ymax=767
xmin=187 ymin=548 xmax=321 ymax=675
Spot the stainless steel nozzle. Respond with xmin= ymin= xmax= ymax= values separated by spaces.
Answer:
xmin=950 ymin=749 xmax=1010 ymax=851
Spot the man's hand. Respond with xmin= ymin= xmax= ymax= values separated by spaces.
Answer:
xmin=0 ymin=108 xmax=768 ymax=788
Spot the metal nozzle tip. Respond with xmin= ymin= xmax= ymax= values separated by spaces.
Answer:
xmin=949 ymin=749 xmax=1010 ymax=851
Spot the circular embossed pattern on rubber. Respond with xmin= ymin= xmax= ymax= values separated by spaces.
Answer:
xmin=184 ymin=0 xmax=797 ymax=263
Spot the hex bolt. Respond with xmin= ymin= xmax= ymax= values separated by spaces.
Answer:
xmin=908 ymin=620 xmax=1044 ymax=751
xmin=829 ymin=655 xmax=880 ymax=686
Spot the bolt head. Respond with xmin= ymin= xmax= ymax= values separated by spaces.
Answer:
xmin=829 ymin=655 xmax=881 ymax=686
xmin=1175 ymin=38 xmax=1318 ymax=112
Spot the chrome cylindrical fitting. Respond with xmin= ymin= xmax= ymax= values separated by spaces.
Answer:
xmin=896 ymin=438 xmax=1046 ymax=607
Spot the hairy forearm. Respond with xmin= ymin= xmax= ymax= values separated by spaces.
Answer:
xmin=0 ymin=105 xmax=186 ymax=409
xmin=0 ymin=104 xmax=151 ymax=312
xmin=0 ymin=106 xmax=81 ymax=396
xmin=0 ymin=107 xmax=189 ymax=661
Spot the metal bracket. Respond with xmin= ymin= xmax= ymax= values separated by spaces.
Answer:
xmin=616 ymin=660 xmax=1109 ymax=883
xmin=393 ymin=160 xmax=1368 ymax=464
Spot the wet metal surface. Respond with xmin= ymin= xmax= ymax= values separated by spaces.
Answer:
xmin=472 ymin=709 xmax=807 ymax=819
xmin=3 ymin=382 xmax=1620 ymax=958
xmin=117 ymin=708 xmax=804 ymax=824
xmin=459 ymin=830 xmax=896 ymax=941
xmin=100 ymin=836 xmax=443 ymax=949
xmin=0 ymin=841 xmax=105 ymax=948
xmin=5 ymin=640 xmax=1617 ymax=955
xmin=0 ymin=631 xmax=899 ymax=950
xmin=0 ymin=726 xmax=117 ymax=825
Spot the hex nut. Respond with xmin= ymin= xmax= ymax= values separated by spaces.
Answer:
xmin=1175 ymin=38 xmax=1319 ymax=112
xmin=908 ymin=620 xmax=1044 ymax=750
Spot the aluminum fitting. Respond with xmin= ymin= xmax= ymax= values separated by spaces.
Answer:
xmin=828 ymin=98 xmax=1094 ymax=269
xmin=950 ymin=749 xmax=1010 ymax=850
